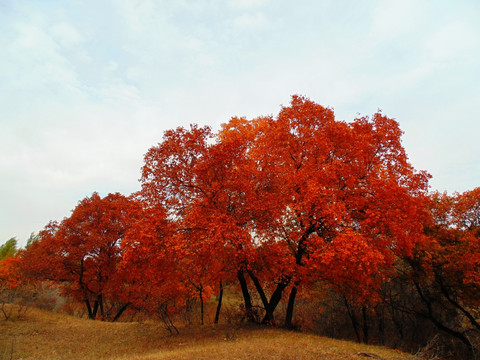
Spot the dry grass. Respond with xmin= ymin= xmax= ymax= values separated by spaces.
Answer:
xmin=0 ymin=305 xmax=417 ymax=360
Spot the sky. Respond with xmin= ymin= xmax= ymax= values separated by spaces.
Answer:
xmin=1 ymin=0 xmax=479 ymax=247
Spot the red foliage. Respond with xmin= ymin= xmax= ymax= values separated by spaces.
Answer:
xmin=19 ymin=192 xmax=142 ymax=320
xmin=138 ymin=95 xmax=431 ymax=324
xmin=120 ymin=205 xmax=186 ymax=314
xmin=0 ymin=256 xmax=21 ymax=289
xmin=17 ymin=96 xmax=445 ymax=328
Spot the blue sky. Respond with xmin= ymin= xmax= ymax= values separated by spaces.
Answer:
xmin=1 ymin=0 xmax=480 ymax=246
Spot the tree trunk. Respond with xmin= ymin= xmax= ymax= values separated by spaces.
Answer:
xmin=362 ymin=306 xmax=369 ymax=344
xmin=85 ymin=299 xmax=94 ymax=320
xmin=283 ymin=226 xmax=312 ymax=327
xmin=285 ymin=285 xmax=298 ymax=328
xmin=237 ymin=270 xmax=255 ymax=322
xmin=344 ymin=297 xmax=361 ymax=343
xmin=214 ymin=281 xmax=224 ymax=324
xmin=98 ymin=294 xmax=105 ymax=319
xmin=199 ymin=285 xmax=204 ymax=325
xmin=264 ymin=280 xmax=289 ymax=324
xmin=247 ymin=270 xmax=290 ymax=324
xmin=247 ymin=270 xmax=272 ymax=322
xmin=113 ymin=303 xmax=130 ymax=322
xmin=376 ymin=304 xmax=385 ymax=346
xmin=411 ymin=279 xmax=473 ymax=350
xmin=92 ymin=300 xmax=99 ymax=319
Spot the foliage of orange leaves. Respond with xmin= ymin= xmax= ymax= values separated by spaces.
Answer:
xmin=19 ymin=193 xmax=142 ymax=319
xmin=14 ymin=95 xmax=451 ymax=328
xmin=0 ymin=256 xmax=21 ymax=289
xmin=138 ymin=95 xmax=431 ymax=324
xmin=425 ymin=188 xmax=480 ymax=300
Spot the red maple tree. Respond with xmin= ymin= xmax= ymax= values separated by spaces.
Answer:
xmin=20 ymin=192 xmax=141 ymax=320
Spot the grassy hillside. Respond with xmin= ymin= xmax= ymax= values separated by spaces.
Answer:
xmin=0 ymin=306 xmax=418 ymax=360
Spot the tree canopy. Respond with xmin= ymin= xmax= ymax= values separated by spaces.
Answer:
xmin=7 ymin=95 xmax=479 ymax=357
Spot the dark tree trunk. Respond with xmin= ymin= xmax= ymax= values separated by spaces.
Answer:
xmin=98 ymin=294 xmax=105 ymax=319
xmin=237 ymin=270 xmax=255 ymax=322
xmin=268 ymin=280 xmax=289 ymax=313
xmin=113 ymin=303 xmax=130 ymax=322
xmin=362 ymin=306 xmax=369 ymax=344
xmin=285 ymin=285 xmax=298 ymax=328
xmin=439 ymin=279 xmax=480 ymax=331
xmin=214 ymin=281 xmax=224 ymax=324
xmin=92 ymin=300 xmax=99 ymax=319
xmin=387 ymin=300 xmax=404 ymax=340
xmin=376 ymin=304 xmax=385 ymax=346
xmin=344 ymin=297 xmax=361 ymax=343
xmin=199 ymin=285 xmax=204 ymax=325
xmin=85 ymin=299 xmax=94 ymax=320
xmin=283 ymin=225 xmax=314 ymax=327
xmin=247 ymin=270 xmax=271 ymax=321
xmin=411 ymin=279 xmax=474 ymax=350
xmin=263 ymin=281 xmax=289 ymax=324
xmin=247 ymin=270 xmax=290 ymax=324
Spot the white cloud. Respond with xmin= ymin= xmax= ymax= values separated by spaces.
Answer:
xmin=114 ymin=0 xmax=162 ymax=35
xmin=49 ymin=22 xmax=84 ymax=48
xmin=1 ymin=0 xmax=480 ymax=246
xmin=195 ymin=52 xmax=219 ymax=67
xmin=5 ymin=22 xmax=80 ymax=89
xmin=425 ymin=21 xmax=479 ymax=65
xmin=370 ymin=0 xmax=419 ymax=42
xmin=233 ymin=12 xmax=266 ymax=29
xmin=107 ymin=61 xmax=119 ymax=72
xmin=228 ymin=0 xmax=269 ymax=9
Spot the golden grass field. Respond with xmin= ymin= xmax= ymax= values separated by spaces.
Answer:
xmin=0 ymin=306 xmax=418 ymax=360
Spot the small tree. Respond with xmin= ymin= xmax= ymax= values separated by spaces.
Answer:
xmin=20 ymin=192 xmax=141 ymax=321
xmin=0 ymin=238 xmax=17 ymax=261
xmin=398 ymin=189 xmax=480 ymax=355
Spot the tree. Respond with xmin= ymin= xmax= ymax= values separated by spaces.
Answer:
xmin=139 ymin=95 xmax=430 ymax=327
xmin=120 ymin=204 xmax=188 ymax=331
xmin=217 ymin=96 xmax=430 ymax=326
xmin=140 ymin=124 xmax=260 ymax=323
xmin=397 ymin=188 xmax=480 ymax=354
xmin=0 ymin=241 xmax=23 ymax=320
xmin=25 ymin=232 xmax=40 ymax=249
xmin=0 ymin=238 xmax=17 ymax=261
xmin=0 ymin=256 xmax=23 ymax=319
xmin=20 ymin=192 xmax=141 ymax=320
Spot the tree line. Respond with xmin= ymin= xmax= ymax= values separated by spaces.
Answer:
xmin=1 ymin=96 xmax=479 ymax=357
